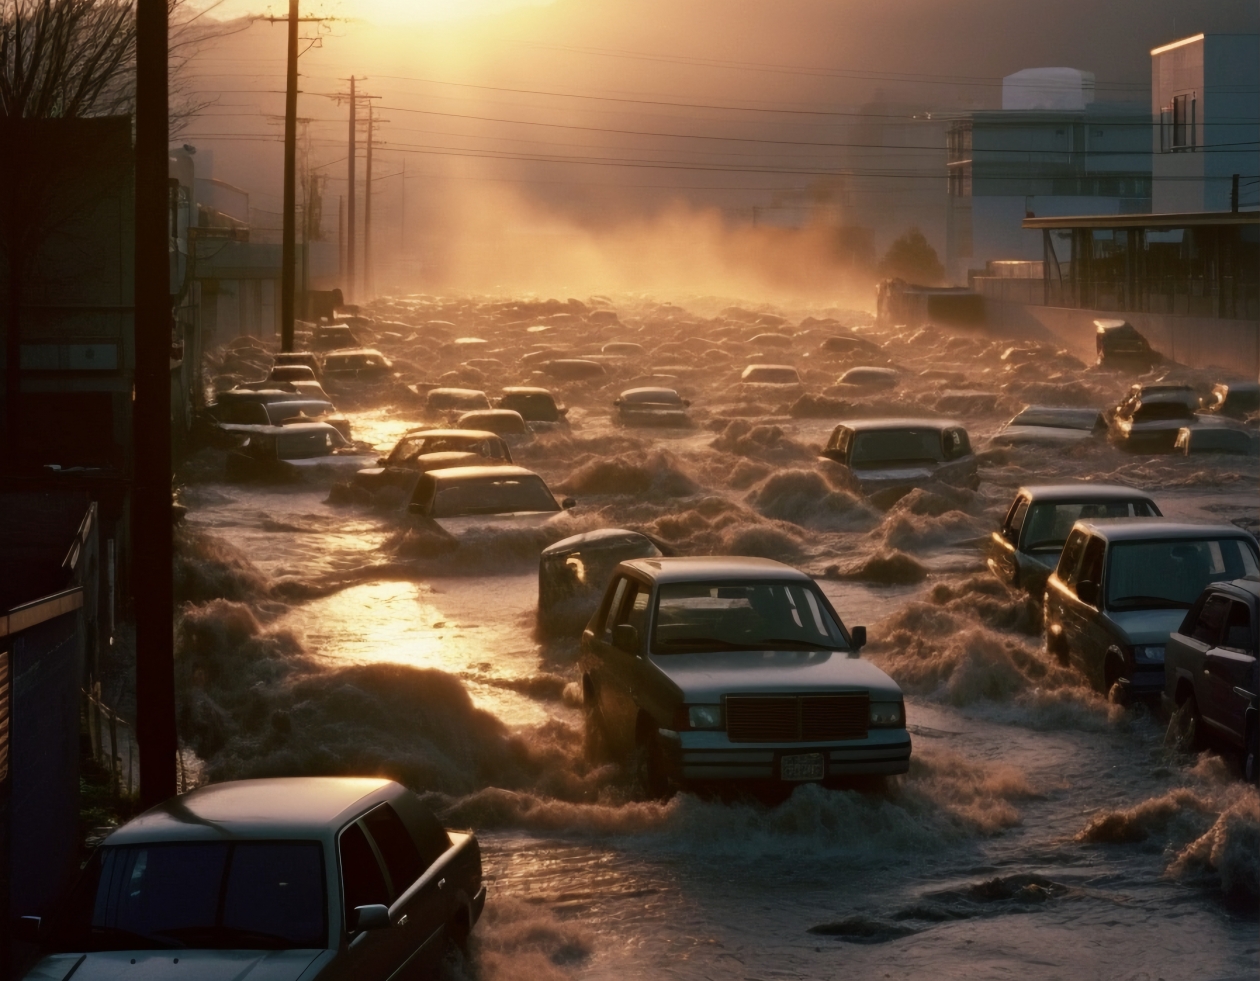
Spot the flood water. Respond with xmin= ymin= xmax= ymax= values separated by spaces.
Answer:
xmin=176 ymin=296 xmax=1259 ymax=980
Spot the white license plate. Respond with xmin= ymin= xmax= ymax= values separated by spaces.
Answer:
xmin=781 ymin=752 xmax=825 ymax=781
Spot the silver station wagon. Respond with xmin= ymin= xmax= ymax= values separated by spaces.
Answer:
xmin=21 ymin=777 xmax=485 ymax=981
xmin=579 ymin=556 xmax=910 ymax=796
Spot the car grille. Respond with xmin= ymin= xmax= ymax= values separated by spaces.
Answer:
xmin=725 ymin=694 xmax=869 ymax=742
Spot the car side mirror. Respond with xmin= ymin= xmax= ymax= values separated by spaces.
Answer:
xmin=1076 ymin=580 xmax=1099 ymax=606
xmin=613 ymin=399 xmax=622 ymax=406
xmin=377 ymin=457 xmax=386 ymax=466
xmin=407 ymin=502 xmax=423 ymax=515
xmin=16 ymin=916 xmax=42 ymax=944
xmin=562 ymin=497 xmax=576 ymax=510
xmin=612 ymin=623 xmax=639 ymax=654
xmin=683 ymin=399 xmax=691 ymax=407
xmin=850 ymin=625 xmax=867 ymax=650
xmin=353 ymin=905 xmax=391 ymax=932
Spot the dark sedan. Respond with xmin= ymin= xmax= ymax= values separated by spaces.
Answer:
xmin=1164 ymin=578 xmax=1259 ymax=781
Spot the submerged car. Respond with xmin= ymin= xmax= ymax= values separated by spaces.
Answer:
xmin=578 ymin=556 xmax=909 ymax=797
xmin=1045 ymin=520 xmax=1260 ymax=701
xmin=456 ymin=409 xmax=531 ymax=439
xmin=820 ymin=418 xmax=978 ymax=504
xmin=212 ymin=399 xmax=350 ymax=441
xmin=1200 ymin=381 xmax=1260 ymax=419
xmin=1164 ymin=577 xmax=1258 ymax=781
xmin=987 ymin=484 xmax=1161 ymax=593
xmin=1108 ymin=388 xmax=1199 ymax=453
xmin=1095 ymin=319 xmax=1158 ymax=370
xmin=498 ymin=387 xmax=568 ymax=427
xmin=989 ymin=406 xmax=1107 ymax=447
xmin=312 ymin=324 xmax=360 ymax=351
xmin=406 ymin=465 xmax=573 ymax=531
xmin=225 ymin=423 xmax=359 ymax=481
xmin=19 ymin=777 xmax=484 ymax=980
xmin=537 ymin=528 xmax=663 ymax=638
xmin=322 ymin=349 xmax=393 ymax=382
xmin=425 ymin=388 xmax=491 ymax=414
xmin=543 ymin=359 xmax=606 ymax=380
xmin=614 ymin=387 xmax=692 ymax=427
xmin=1174 ymin=425 xmax=1260 ymax=457
xmin=272 ymin=350 xmax=323 ymax=378
xmin=740 ymin=364 xmax=801 ymax=385
xmin=352 ymin=428 xmax=512 ymax=493
xmin=836 ymin=366 xmax=898 ymax=389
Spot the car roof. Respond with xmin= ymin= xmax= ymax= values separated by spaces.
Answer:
xmin=1204 ymin=576 xmax=1260 ymax=602
xmin=1072 ymin=518 xmax=1258 ymax=542
xmin=620 ymin=387 xmax=681 ymax=398
xmin=742 ymin=363 xmax=796 ymax=371
xmin=426 ymin=465 xmax=542 ymax=484
xmin=501 ymin=387 xmax=554 ymax=397
xmin=616 ymin=555 xmax=812 ymax=584
xmin=542 ymin=527 xmax=657 ymax=557
xmin=459 ymin=409 xmax=524 ymax=419
xmin=834 ymin=417 xmax=962 ymax=432
xmin=324 ymin=347 xmax=385 ymax=358
xmin=400 ymin=428 xmax=500 ymax=440
xmin=1016 ymin=483 xmax=1155 ymax=502
xmin=426 ymin=387 xmax=487 ymax=397
xmin=106 ymin=777 xmax=399 ymax=844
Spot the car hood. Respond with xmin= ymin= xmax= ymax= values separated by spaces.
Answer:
xmin=649 ymin=649 xmax=902 ymax=702
xmin=993 ymin=426 xmax=1093 ymax=445
xmin=852 ymin=464 xmax=939 ymax=485
xmin=23 ymin=950 xmax=325 ymax=981
xmin=1106 ymin=608 xmax=1187 ymax=644
xmin=435 ymin=511 xmax=563 ymax=534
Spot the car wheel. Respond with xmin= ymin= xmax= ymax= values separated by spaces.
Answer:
xmin=1244 ymin=720 xmax=1258 ymax=785
xmin=1046 ymin=632 xmax=1069 ymax=668
xmin=582 ymin=688 xmax=611 ymax=764
xmin=1168 ymin=694 xmax=1203 ymax=753
xmin=1103 ymin=654 xmax=1127 ymax=699
xmin=632 ymin=732 xmax=670 ymax=801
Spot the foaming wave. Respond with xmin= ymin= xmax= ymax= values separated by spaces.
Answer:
xmin=745 ymin=469 xmax=878 ymax=532
xmin=451 ymin=897 xmax=593 ymax=981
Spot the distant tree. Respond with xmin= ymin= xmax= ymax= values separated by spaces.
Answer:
xmin=878 ymin=227 xmax=945 ymax=286
xmin=1 ymin=0 xmax=224 ymax=130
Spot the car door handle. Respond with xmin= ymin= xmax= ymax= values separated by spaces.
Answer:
xmin=397 ymin=914 xmax=408 ymax=928
xmin=437 ymin=878 xmax=446 ymax=890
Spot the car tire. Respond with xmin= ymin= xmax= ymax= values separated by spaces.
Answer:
xmin=632 ymin=732 xmax=670 ymax=801
xmin=1046 ymin=630 xmax=1069 ymax=668
xmin=1103 ymin=654 xmax=1126 ymax=699
xmin=1168 ymin=694 xmax=1203 ymax=753
xmin=582 ymin=687 xmax=611 ymax=765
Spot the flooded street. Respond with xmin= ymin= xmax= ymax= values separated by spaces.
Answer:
xmin=176 ymin=296 xmax=1258 ymax=980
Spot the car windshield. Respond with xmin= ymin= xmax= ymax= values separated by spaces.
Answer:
xmin=1011 ymin=408 xmax=1101 ymax=430
xmin=53 ymin=842 xmax=326 ymax=952
xmin=430 ymin=475 xmax=558 ymax=517
xmin=652 ymin=581 xmax=848 ymax=653
xmin=391 ymin=435 xmax=484 ymax=463
xmin=1107 ymin=538 xmax=1260 ymax=610
xmin=503 ymin=394 xmax=558 ymax=420
xmin=849 ymin=429 xmax=943 ymax=465
xmin=1022 ymin=500 xmax=1158 ymax=550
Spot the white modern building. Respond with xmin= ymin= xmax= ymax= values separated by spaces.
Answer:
xmin=1150 ymin=33 xmax=1260 ymax=213
xmin=945 ymin=68 xmax=1152 ymax=282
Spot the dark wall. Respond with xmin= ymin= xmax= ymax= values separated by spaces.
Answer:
xmin=9 ymin=609 xmax=83 ymax=917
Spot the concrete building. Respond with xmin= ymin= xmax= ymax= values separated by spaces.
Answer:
xmin=1150 ymin=33 xmax=1260 ymax=213
xmin=945 ymin=69 xmax=1152 ymax=281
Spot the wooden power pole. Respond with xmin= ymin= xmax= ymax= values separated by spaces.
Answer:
xmin=280 ymin=0 xmax=298 ymax=351
xmin=346 ymin=76 xmax=356 ymax=301
xmin=133 ymin=0 xmax=177 ymax=807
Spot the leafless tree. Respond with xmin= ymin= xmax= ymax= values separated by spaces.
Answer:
xmin=1 ymin=0 xmax=231 ymax=131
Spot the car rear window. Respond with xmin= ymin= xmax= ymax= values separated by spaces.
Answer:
xmin=56 ymin=841 xmax=326 ymax=951
xmin=1022 ymin=500 xmax=1158 ymax=550
xmin=430 ymin=476 xmax=558 ymax=517
xmin=850 ymin=429 xmax=943 ymax=465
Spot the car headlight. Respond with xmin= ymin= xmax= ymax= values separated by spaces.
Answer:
xmin=1133 ymin=645 xmax=1165 ymax=663
xmin=687 ymin=705 xmax=723 ymax=729
xmin=869 ymin=701 xmax=905 ymax=727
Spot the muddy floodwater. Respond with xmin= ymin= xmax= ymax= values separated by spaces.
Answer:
xmin=175 ymin=295 xmax=1259 ymax=980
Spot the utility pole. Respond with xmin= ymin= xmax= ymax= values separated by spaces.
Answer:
xmin=133 ymin=0 xmax=177 ymax=807
xmin=280 ymin=0 xmax=298 ymax=351
xmin=346 ymin=76 xmax=356 ymax=301
xmin=364 ymin=102 xmax=373 ymax=299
